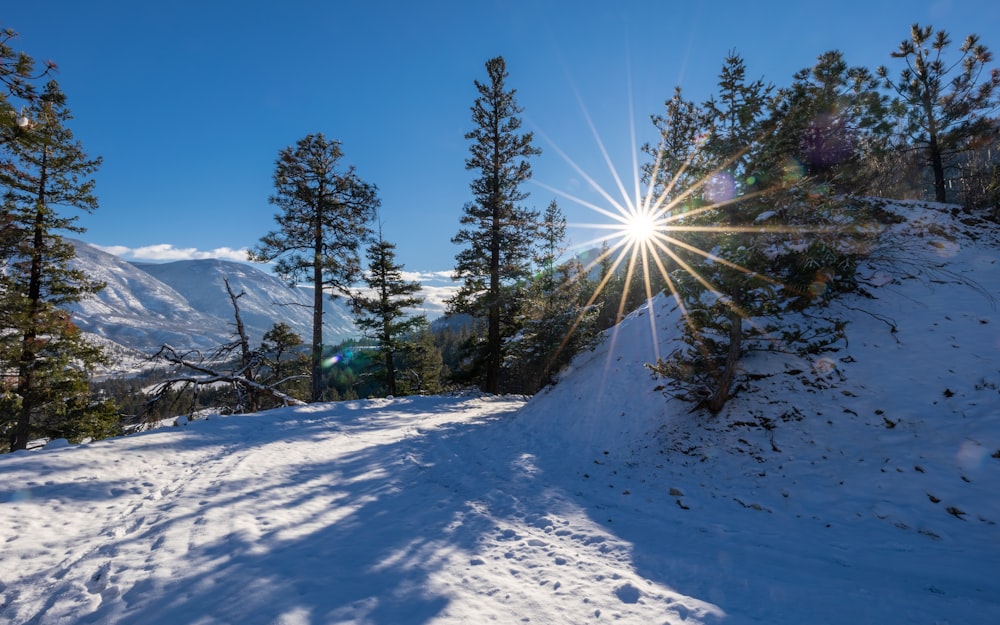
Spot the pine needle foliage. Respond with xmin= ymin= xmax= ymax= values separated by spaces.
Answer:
xmin=250 ymin=133 xmax=378 ymax=402
xmin=878 ymin=23 xmax=1000 ymax=203
xmin=352 ymin=232 xmax=425 ymax=396
xmin=0 ymin=81 xmax=117 ymax=451
xmin=450 ymin=56 xmax=541 ymax=394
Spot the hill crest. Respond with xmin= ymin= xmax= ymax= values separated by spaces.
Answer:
xmin=67 ymin=241 xmax=357 ymax=359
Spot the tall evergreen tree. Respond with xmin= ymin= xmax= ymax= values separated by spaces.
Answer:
xmin=508 ymin=200 xmax=598 ymax=393
xmin=450 ymin=56 xmax=541 ymax=394
xmin=877 ymin=24 xmax=1000 ymax=203
xmin=0 ymin=81 xmax=117 ymax=451
xmin=688 ymin=51 xmax=775 ymax=413
xmin=249 ymin=133 xmax=378 ymax=402
xmin=769 ymin=50 xmax=893 ymax=194
xmin=352 ymin=230 xmax=425 ymax=396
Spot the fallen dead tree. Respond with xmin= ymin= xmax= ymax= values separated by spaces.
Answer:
xmin=150 ymin=344 xmax=305 ymax=408
xmin=133 ymin=277 xmax=309 ymax=429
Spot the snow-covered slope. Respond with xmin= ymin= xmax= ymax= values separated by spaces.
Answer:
xmin=68 ymin=241 xmax=232 ymax=352
xmin=511 ymin=200 xmax=1000 ymax=620
xmin=67 ymin=241 xmax=357 ymax=355
xmin=2 ymin=203 xmax=997 ymax=624
xmin=138 ymin=257 xmax=357 ymax=346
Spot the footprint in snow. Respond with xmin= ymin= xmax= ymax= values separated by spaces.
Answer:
xmin=86 ymin=562 xmax=112 ymax=594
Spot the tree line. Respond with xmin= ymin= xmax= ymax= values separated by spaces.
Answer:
xmin=2 ymin=22 xmax=998 ymax=451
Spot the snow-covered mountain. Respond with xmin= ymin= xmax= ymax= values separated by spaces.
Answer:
xmin=136 ymin=257 xmax=356 ymax=346
xmin=2 ymin=203 xmax=996 ymax=624
xmin=67 ymin=240 xmax=357 ymax=356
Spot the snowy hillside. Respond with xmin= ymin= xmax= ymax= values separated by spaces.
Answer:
xmin=138 ymin=257 xmax=357 ymax=346
xmin=68 ymin=241 xmax=238 ymax=353
xmin=1 ymin=202 xmax=997 ymax=624
xmin=67 ymin=241 xmax=357 ymax=356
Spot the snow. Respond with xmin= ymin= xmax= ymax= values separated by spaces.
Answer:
xmin=2 ymin=202 xmax=999 ymax=624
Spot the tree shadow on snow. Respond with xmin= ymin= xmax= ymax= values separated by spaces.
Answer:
xmin=73 ymin=397 xmax=525 ymax=625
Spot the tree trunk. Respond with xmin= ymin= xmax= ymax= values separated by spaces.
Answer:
xmin=381 ymin=273 xmax=396 ymax=396
xmin=225 ymin=278 xmax=257 ymax=412
xmin=922 ymin=89 xmax=947 ymax=203
xmin=929 ymin=133 xmax=947 ymax=203
xmin=311 ymin=217 xmax=324 ymax=402
xmin=384 ymin=348 xmax=396 ymax=396
xmin=12 ymin=247 xmax=42 ymax=450
xmin=486 ymin=206 xmax=501 ymax=395
xmin=707 ymin=301 xmax=743 ymax=414
xmin=11 ymin=153 xmax=49 ymax=451
xmin=12 ymin=249 xmax=44 ymax=451
xmin=482 ymin=109 xmax=505 ymax=396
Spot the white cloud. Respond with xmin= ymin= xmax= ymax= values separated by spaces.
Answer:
xmin=399 ymin=270 xmax=430 ymax=282
xmin=94 ymin=244 xmax=132 ymax=257
xmin=352 ymin=282 xmax=458 ymax=319
xmin=400 ymin=270 xmax=456 ymax=284
xmin=96 ymin=244 xmax=250 ymax=263
xmin=413 ymin=284 xmax=458 ymax=317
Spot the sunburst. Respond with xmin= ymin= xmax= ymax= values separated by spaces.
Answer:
xmin=532 ymin=105 xmax=812 ymax=370
xmin=622 ymin=208 xmax=659 ymax=245
xmin=525 ymin=55 xmax=893 ymax=413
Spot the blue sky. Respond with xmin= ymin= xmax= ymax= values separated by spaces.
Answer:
xmin=5 ymin=1 xmax=999 ymax=288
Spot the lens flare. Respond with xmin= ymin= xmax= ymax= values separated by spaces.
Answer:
xmin=704 ymin=172 xmax=736 ymax=204
xmin=813 ymin=357 xmax=837 ymax=375
xmin=536 ymin=112 xmax=792 ymax=353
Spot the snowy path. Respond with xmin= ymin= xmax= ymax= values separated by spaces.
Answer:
xmin=4 ymin=390 xmax=997 ymax=624
xmin=0 ymin=395 xmax=721 ymax=624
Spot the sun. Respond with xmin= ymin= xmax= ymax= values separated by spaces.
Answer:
xmin=530 ymin=108 xmax=778 ymax=367
xmin=623 ymin=209 xmax=659 ymax=244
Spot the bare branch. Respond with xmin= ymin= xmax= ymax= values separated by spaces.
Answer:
xmin=138 ymin=343 xmax=306 ymax=429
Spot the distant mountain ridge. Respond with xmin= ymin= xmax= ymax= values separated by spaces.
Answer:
xmin=67 ymin=240 xmax=357 ymax=357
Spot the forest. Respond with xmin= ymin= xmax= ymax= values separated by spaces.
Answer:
xmin=1 ymin=22 xmax=998 ymax=452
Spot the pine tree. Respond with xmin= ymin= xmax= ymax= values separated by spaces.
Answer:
xmin=647 ymin=53 xmax=883 ymax=414
xmin=0 ymin=81 xmax=117 ymax=451
xmin=2 ymin=29 xmax=57 ymax=261
xmin=249 ymin=133 xmax=378 ymax=402
xmin=1 ymin=27 xmax=57 ymax=140
xmin=260 ymin=322 xmax=309 ymax=401
xmin=687 ymin=51 xmax=775 ymax=413
xmin=450 ymin=56 xmax=541 ymax=394
xmin=507 ymin=199 xmax=598 ymax=393
xmin=877 ymin=24 xmax=1000 ymax=203
xmin=404 ymin=325 xmax=443 ymax=395
xmin=588 ymin=240 xmax=623 ymax=331
xmin=535 ymin=199 xmax=565 ymax=290
xmin=769 ymin=50 xmax=893 ymax=194
xmin=644 ymin=86 xmax=709 ymax=206
xmin=432 ymin=320 xmax=476 ymax=382
xmin=352 ymin=231 xmax=425 ymax=396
